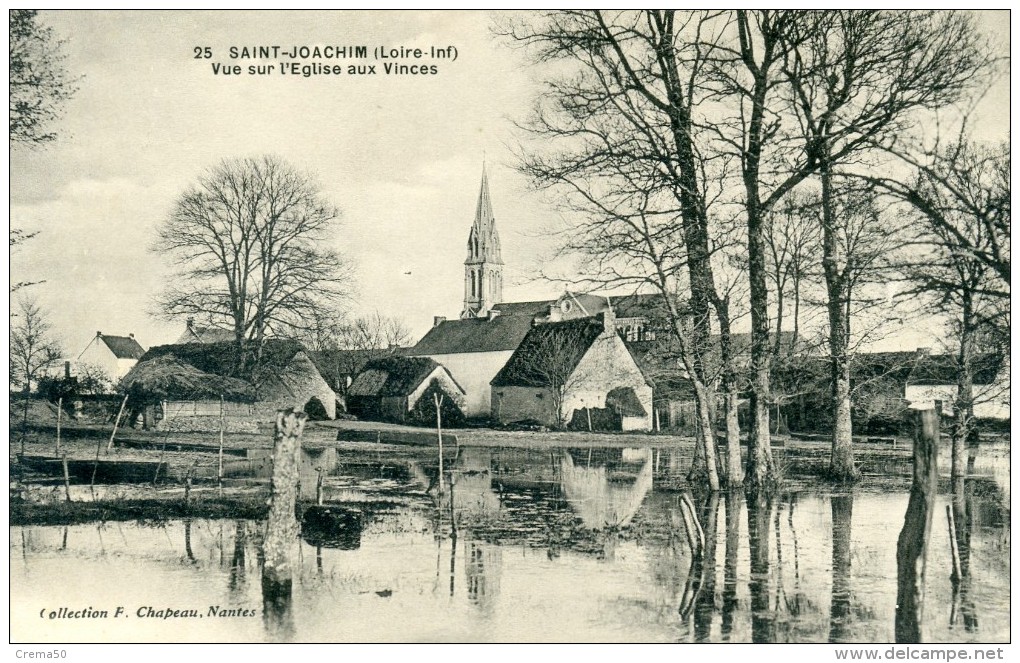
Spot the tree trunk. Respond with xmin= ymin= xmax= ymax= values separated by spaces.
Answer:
xmin=262 ymin=408 xmax=306 ymax=641
xmin=895 ymin=407 xmax=939 ymax=643
xmin=741 ymin=28 xmax=776 ymax=492
xmin=953 ymin=292 xmax=976 ymax=481
xmin=693 ymin=382 xmax=721 ymax=492
xmin=821 ymin=151 xmax=859 ymax=481
xmin=715 ymin=303 xmax=743 ymax=487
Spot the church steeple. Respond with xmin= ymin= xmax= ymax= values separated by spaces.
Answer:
xmin=461 ymin=163 xmax=504 ymax=319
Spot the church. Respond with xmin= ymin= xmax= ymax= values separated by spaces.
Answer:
xmin=405 ymin=166 xmax=653 ymax=428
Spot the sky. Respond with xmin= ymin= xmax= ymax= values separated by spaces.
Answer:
xmin=8 ymin=10 xmax=1011 ymax=358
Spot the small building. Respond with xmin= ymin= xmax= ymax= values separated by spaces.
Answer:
xmin=490 ymin=313 xmax=653 ymax=430
xmin=76 ymin=331 xmax=146 ymax=381
xmin=121 ymin=339 xmax=339 ymax=430
xmin=406 ymin=314 xmax=535 ymax=418
xmin=347 ymin=356 xmax=465 ymax=425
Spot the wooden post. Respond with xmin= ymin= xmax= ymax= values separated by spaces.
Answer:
xmin=105 ymin=394 xmax=129 ymax=453
xmin=316 ymin=468 xmax=324 ymax=506
xmin=586 ymin=406 xmax=593 ymax=433
xmin=262 ymin=408 xmax=306 ymax=641
xmin=55 ymin=397 xmax=63 ymax=457
xmin=946 ymin=504 xmax=962 ymax=584
xmin=218 ymin=395 xmax=225 ymax=497
xmin=61 ymin=453 xmax=72 ymax=503
xmin=434 ymin=392 xmax=445 ymax=495
xmin=895 ymin=405 xmax=939 ymax=643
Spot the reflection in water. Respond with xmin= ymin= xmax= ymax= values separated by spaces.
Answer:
xmin=466 ymin=542 xmax=501 ymax=610
xmin=692 ymin=493 xmax=719 ymax=642
xmin=950 ymin=477 xmax=978 ymax=631
xmin=747 ymin=493 xmax=776 ymax=643
xmin=560 ymin=448 xmax=653 ymax=529
xmin=721 ymin=491 xmax=742 ymax=641
xmin=830 ymin=493 xmax=853 ymax=643
xmin=9 ymin=439 xmax=1012 ymax=643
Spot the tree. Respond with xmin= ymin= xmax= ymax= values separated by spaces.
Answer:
xmin=766 ymin=9 xmax=989 ymax=480
xmin=154 ymin=155 xmax=352 ymax=375
xmin=888 ymin=138 xmax=1010 ymax=479
xmin=500 ymin=10 xmax=735 ymax=490
xmin=10 ymin=296 xmax=63 ymax=393
xmin=9 ymin=9 xmax=77 ymax=146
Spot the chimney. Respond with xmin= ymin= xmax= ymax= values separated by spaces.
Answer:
xmin=487 ymin=309 xmax=500 ymax=321
xmin=64 ymin=361 xmax=71 ymax=379
xmin=601 ymin=307 xmax=616 ymax=334
xmin=96 ymin=331 xmax=102 ymax=338
xmin=433 ymin=316 xmax=447 ymax=328
xmin=129 ymin=333 xmax=135 ymax=339
xmin=186 ymin=317 xmax=195 ymax=330
xmin=916 ymin=347 xmax=931 ymax=357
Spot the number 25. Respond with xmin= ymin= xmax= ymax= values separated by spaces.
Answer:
xmin=194 ymin=47 xmax=212 ymax=59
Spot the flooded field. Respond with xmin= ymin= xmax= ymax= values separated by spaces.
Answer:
xmin=10 ymin=441 xmax=1010 ymax=643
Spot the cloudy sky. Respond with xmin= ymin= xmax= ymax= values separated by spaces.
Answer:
xmin=10 ymin=10 xmax=1010 ymax=357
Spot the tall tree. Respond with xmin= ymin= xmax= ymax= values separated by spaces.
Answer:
xmin=767 ymin=9 xmax=989 ymax=480
xmin=154 ymin=155 xmax=351 ymax=375
xmin=10 ymin=296 xmax=63 ymax=394
xmin=9 ymin=9 xmax=77 ymax=147
xmin=500 ymin=10 xmax=739 ymax=490
xmin=885 ymin=138 xmax=1009 ymax=479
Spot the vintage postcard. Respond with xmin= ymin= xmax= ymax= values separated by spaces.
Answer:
xmin=8 ymin=9 xmax=1011 ymax=651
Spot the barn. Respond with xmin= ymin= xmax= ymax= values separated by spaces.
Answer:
xmin=120 ymin=339 xmax=339 ymax=431
xmin=347 ymin=356 xmax=465 ymax=425
xmin=490 ymin=312 xmax=653 ymax=430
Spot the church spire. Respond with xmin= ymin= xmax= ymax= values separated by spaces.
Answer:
xmin=461 ymin=163 xmax=504 ymax=319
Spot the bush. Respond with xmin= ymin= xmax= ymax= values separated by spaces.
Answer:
xmin=408 ymin=379 xmax=465 ymax=427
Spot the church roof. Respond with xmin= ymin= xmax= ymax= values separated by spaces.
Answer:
xmin=409 ymin=315 xmax=535 ymax=355
xmin=491 ymin=315 xmax=606 ymax=388
xmin=492 ymin=299 xmax=555 ymax=317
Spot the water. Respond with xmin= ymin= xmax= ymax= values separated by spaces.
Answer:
xmin=10 ymin=443 xmax=1010 ymax=643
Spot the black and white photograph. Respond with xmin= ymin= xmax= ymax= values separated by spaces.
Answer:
xmin=7 ymin=9 xmax=1011 ymax=650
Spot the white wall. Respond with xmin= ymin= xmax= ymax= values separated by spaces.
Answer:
xmin=415 ymin=351 xmax=514 ymax=418
xmin=563 ymin=332 xmax=653 ymax=430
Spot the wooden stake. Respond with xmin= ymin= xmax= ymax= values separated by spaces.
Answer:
xmin=316 ymin=467 xmax=324 ymax=505
xmin=105 ymin=394 xmax=129 ymax=453
xmin=61 ymin=453 xmax=72 ymax=503
xmin=262 ymin=408 xmax=306 ymax=638
xmin=946 ymin=504 xmax=962 ymax=584
xmin=434 ymin=392 xmax=445 ymax=495
xmin=218 ymin=394 xmax=225 ymax=497
xmin=895 ymin=406 xmax=939 ymax=643
xmin=55 ymin=397 xmax=63 ymax=457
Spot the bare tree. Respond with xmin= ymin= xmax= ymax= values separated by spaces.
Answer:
xmin=500 ymin=10 xmax=736 ymax=490
xmin=9 ymin=10 xmax=77 ymax=147
xmin=767 ymin=9 xmax=989 ymax=480
xmin=10 ymin=296 xmax=63 ymax=394
xmin=891 ymin=138 xmax=1010 ymax=480
xmin=765 ymin=190 xmax=821 ymax=358
xmin=336 ymin=312 xmax=412 ymax=354
xmin=154 ymin=155 xmax=352 ymax=375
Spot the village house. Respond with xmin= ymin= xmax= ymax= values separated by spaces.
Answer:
xmin=490 ymin=312 xmax=653 ymax=430
xmin=76 ymin=331 xmax=146 ymax=381
xmin=120 ymin=339 xmax=339 ymax=430
xmin=346 ymin=355 xmax=465 ymax=424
